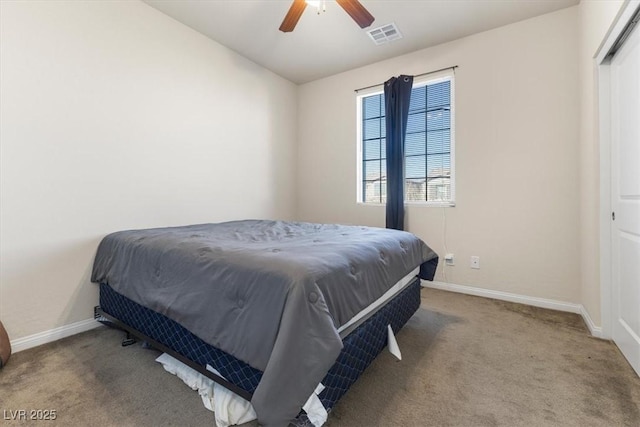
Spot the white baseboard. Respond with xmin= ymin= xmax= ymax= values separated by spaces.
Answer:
xmin=11 ymin=318 xmax=101 ymax=353
xmin=423 ymin=280 xmax=604 ymax=338
xmin=579 ymin=305 xmax=604 ymax=339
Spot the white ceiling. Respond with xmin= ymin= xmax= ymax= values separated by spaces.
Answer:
xmin=144 ymin=0 xmax=579 ymax=84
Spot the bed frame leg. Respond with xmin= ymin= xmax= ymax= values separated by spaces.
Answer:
xmin=121 ymin=332 xmax=136 ymax=347
xmin=95 ymin=306 xmax=138 ymax=347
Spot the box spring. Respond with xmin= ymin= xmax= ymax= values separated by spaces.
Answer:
xmin=98 ymin=277 xmax=421 ymax=418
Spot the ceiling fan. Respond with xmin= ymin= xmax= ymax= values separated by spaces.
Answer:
xmin=279 ymin=0 xmax=375 ymax=33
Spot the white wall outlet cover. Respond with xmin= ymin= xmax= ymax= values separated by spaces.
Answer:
xmin=471 ymin=256 xmax=480 ymax=269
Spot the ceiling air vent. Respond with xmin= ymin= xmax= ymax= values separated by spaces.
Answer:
xmin=367 ymin=23 xmax=402 ymax=45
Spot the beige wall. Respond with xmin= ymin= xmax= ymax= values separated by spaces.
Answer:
xmin=577 ymin=0 xmax=626 ymax=327
xmin=0 ymin=1 xmax=297 ymax=340
xmin=297 ymin=8 xmax=582 ymax=303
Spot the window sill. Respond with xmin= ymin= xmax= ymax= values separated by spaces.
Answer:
xmin=406 ymin=201 xmax=456 ymax=207
xmin=357 ymin=201 xmax=456 ymax=207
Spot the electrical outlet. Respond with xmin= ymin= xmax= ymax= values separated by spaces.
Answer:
xmin=470 ymin=256 xmax=480 ymax=269
xmin=444 ymin=253 xmax=455 ymax=266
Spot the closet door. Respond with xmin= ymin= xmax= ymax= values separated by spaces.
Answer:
xmin=610 ymin=16 xmax=640 ymax=377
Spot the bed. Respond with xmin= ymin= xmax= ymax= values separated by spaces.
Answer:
xmin=91 ymin=220 xmax=438 ymax=426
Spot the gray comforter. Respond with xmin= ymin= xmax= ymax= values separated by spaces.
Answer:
xmin=91 ymin=220 xmax=437 ymax=426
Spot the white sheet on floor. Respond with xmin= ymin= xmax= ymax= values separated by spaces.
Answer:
xmin=205 ymin=364 xmax=257 ymax=427
xmin=155 ymin=353 xmax=328 ymax=427
xmin=156 ymin=353 xmax=256 ymax=426
xmin=302 ymin=383 xmax=327 ymax=427
xmin=387 ymin=325 xmax=402 ymax=360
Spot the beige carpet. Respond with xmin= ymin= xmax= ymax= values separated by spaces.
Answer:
xmin=1 ymin=288 xmax=639 ymax=426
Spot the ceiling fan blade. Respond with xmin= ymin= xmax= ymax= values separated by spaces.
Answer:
xmin=336 ymin=0 xmax=375 ymax=29
xmin=279 ymin=0 xmax=307 ymax=33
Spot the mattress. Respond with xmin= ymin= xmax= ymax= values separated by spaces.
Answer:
xmin=98 ymin=277 xmax=422 ymax=419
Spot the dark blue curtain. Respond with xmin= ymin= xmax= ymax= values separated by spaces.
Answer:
xmin=384 ymin=75 xmax=413 ymax=230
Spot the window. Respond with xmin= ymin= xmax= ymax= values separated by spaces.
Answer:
xmin=357 ymin=72 xmax=455 ymax=205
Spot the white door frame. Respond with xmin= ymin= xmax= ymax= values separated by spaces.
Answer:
xmin=597 ymin=0 xmax=640 ymax=340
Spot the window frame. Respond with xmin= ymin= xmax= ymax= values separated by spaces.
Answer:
xmin=356 ymin=69 xmax=456 ymax=207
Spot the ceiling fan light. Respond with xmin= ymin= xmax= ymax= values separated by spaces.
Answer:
xmin=305 ymin=0 xmax=321 ymax=7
